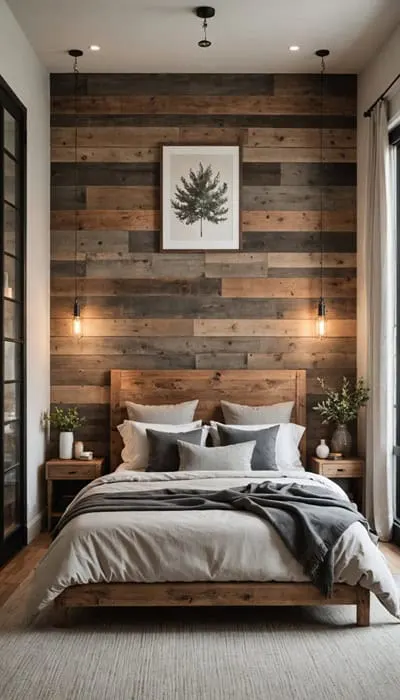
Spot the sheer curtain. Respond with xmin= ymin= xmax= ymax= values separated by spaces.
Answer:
xmin=365 ymin=100 xmax=395 ymax=540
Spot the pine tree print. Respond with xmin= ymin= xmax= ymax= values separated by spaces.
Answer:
xmin=171 ymin=162 xmax=229 ymax=237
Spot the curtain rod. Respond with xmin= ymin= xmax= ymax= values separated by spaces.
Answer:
xmin=363 ymin=71 xmax=400 ymax=118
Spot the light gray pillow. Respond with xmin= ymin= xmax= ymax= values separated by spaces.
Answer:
xmin=220 ymin=399 xmax=294 ymax=425
xmin=126 ymin=400 xmax=198 ymax=423
xmin=177 ymin=440 xmax=256 ymax=472
xmin=217 ymin=424 xmax=279 ymax=471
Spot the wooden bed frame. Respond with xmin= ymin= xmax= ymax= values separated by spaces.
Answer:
xmin=54 ymin=369 xmax=370 ymax=626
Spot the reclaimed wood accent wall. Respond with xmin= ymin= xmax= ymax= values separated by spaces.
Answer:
xmin=50 ymin=73 xmax=357 ymax=464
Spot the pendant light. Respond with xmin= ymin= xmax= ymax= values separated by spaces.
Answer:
xmin=195 ymin=6 xmax=215 ymax=48
xmin=315 ymin=49 xmax=329 ymax=338
xmin=68 ymin=48 xmax=83 ymax=337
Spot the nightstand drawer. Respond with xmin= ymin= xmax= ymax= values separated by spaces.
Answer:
xmin=318 ymin=462 xmax=363 ymax=478
xmin=46 ymin=462 xmax=100 ymax=480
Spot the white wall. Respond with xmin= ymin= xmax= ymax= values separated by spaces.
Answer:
xmin=357 ymin=22 xmax=400 ymax=453
xmin=0 ymin=0 xmax=49 ymax=540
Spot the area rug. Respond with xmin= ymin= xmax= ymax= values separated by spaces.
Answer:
xmin=0 ymin=576 xmax=399 ymax=700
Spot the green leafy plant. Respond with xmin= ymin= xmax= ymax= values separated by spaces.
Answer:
xmin=313 ymin=376 xmax=370 ymax=425
xmin=43 ymin=406 xmax=85 ymax=432
xmin=171 ymin=161 xmax=229 ymax=237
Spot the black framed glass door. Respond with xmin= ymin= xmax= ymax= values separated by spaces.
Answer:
xmin=0 ymin=76 xmax=26 ymax=565
xmin=390 ymin=123 xmax=400 ymax=544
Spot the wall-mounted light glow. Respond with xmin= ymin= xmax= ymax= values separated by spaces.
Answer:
xmin=289 ymin=45 xmax=300 ymax=52
xmin=89 ymin=44 xmax=101 ymax=51
xmin=316 ymin=298 xmax=327 ymax=338
xmin=73 ymin=298 xmax=82 ymax=337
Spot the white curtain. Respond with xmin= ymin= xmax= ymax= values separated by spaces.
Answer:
xmin=365 ymin=100 xmax=395 ymax=540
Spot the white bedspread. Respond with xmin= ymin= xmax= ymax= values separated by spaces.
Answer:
xmin=30 ymin=470 xmax=400 ymax=617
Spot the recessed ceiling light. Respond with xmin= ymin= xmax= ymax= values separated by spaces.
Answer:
xmin=89 ymin=44 xmax=101 ymax=51
xmin=289 ymin=45 xmax=300 ymax=52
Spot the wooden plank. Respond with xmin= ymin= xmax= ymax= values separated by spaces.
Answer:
xmin=246 ymin=128 xmax=355 ymax=148
xmin=280 ymin=163 xmax=356 ymax=187
xmin=51 ymin=146 xmax=159 ymax=163
xmin=242 ymin=210 xmax=355 ymax=232
xmin=51 ymin=230 xmax=130 ymax=258
xmin=51 ymin=318 xmax=194 ymax=337
xmin=205 ymin=252 xmax=268 ymax=278
xmin=242 ymin=185 xmax=356 ymax=212
xmin=243 ymin=231 xmax=356 ymax=254
xmin=85 ymin=253 xmax=205 ymax=280
xmin=195 ymin=353 xmax=248 ymax=369
xmin=52 ymin=126 xmax=180 ymax=147
xmin=50 ymin=336 xmax=356 ymax=358
xmin=52 ymin=94 xmax=356 ymax=116
xmin=247 ymin=352 xmax=357 ymax=370
xmin=222 ymin=277 xmax=356 ymax=299
xmin=56 ymin=581 xmax=360 ymax=608
xmin=267 ymin=252 xmax=356 ymax=268
xmin=52 ymin=162 xmax=160 ymax=187
xmin=243 ymin=147 xmax=356 ymax=163
xmin=51 ymin=277 xmax=221 ymax=297
xmin=86 ymin=186 xmax=158 ymax=210
xmin=51 ymin=385 xmax=109 ymax=404
xmin=193 ymin=319 xmax=356 ymax=337
xmin=50 ymin=296 xmax=356 ymax=320
xmin=273 ymin=74 xmax=357 ymax=98
xmin=51 ymin=209 xmax=159 ymax=231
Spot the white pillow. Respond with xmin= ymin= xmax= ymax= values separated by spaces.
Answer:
xmin=178 ymin=440 xmax=256 ymax=472
xmin=125 ymin=399 xmax=198 ymax=423
xmin=209 ymin=421 xmax=305 ymax=471
xmin=118 ymin=420 xmax=204 ymax=471
xmin=221 ymin=399 xmax=294 ymax=425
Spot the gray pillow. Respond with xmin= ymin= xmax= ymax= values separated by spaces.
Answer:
xmin=126 ymin=400 xmax=198 ymax=423
xmin=217 ymin=424 xmax=280 ymax=470
xmin=220 ymin=399 xmax=294 ymax=425
xmin=146 ymin=427 xmax=206 ymax=472
xmin=177 ymin=440 xmax=256 ymax=472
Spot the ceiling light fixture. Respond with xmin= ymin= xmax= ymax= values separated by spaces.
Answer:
xmin=195 ymin=6 xmax=215 ymax=48
xmin=68 ymin=48 xmax=84 ymax=338
xmin=289 ymin=45 xmax=300 ymax=52
xmin=89 ymin=44 xmax=101 ymax=51
xmin=315 ymin=48 xmax=330 ymax=339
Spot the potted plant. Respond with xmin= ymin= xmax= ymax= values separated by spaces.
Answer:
xmin=44 ymin=406 xmax=86 ymax=460
xmin=313 ymin=376 xmax=370 ymax=457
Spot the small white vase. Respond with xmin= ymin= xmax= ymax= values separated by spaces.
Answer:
xmin=59 ymin=431 xmax=74 ymax=460
xmin=316 ymin=439 xmax=330 ymax=459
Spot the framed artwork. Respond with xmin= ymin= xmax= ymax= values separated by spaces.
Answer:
xmin=161 ymin=145 xmax=241 ymax=251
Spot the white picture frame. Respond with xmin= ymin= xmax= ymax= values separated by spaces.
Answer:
xmin=161 ymin=145 xmax=241 ymax=251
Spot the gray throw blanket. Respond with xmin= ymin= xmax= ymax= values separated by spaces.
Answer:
xmin=53 ymin=481 xmax=370 ymax=596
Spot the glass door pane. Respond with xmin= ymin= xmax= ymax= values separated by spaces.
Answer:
xmin=0 ymin=79 xmax=26 ymax=565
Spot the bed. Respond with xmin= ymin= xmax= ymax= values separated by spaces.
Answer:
xmin=31 ymin=369 xmax=399 ymax=626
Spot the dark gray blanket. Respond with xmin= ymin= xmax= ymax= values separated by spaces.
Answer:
xmin=53 ymin=481 xmax=370 ymax=596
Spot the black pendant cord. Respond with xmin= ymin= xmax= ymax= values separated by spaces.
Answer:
xmin=317 ymin=52 xmax=328 ymax=304
xmin=73 ymin=55 xmax=79 ymax=309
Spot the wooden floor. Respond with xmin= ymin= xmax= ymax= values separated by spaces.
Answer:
xmin=0 ymin=535 xmax=399 ymax=609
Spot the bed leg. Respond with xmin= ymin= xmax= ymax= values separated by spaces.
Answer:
xmin=53 ymin=599 xmax=71 ymax=628
xmin=356 ymin=588 xmax=370 ymax=627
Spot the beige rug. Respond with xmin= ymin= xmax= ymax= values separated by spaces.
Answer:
xmin=1 ymin=577 xmax=400 ymax=700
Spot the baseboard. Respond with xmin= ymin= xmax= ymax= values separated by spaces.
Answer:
xmin=27 ymin=510 xmax=45 ymax=543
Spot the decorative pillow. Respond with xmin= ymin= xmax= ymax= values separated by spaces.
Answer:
xmin=177 ymin=440 xmax=256 ymax=472
xmin=220 ymin=399 xmax=294 ymax=425
xmin=126 ymin=400 xmax=198 ymax=423
xmin=118 ymin=420 xmax=202 ymax=470
xmin=217 ymin=424 xmax=279 ymax=470
xmin=146 ymin=427 xmax=208 ymax=472
xmin=210 ymin=421 xmax=305 ymax=471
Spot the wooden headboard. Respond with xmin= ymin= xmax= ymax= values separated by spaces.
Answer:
xmin=110 ymin=369 xmax=306 ymax=471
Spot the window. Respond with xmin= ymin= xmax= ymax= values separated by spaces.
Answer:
xmin=390 ymin=122 xmax=400 ymax=543
xmin=0 ymin=76 xmax=26 ymax=565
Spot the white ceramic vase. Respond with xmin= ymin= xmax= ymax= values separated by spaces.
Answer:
xmin=316 ymin=439 xmax=330 ymax=459
xmin=59 ymin=431 xmax=74 ymax=460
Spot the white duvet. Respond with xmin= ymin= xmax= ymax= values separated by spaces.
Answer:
xmin=30 ymin=469 xmax=400 ymax=617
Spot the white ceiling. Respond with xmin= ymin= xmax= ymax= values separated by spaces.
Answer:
xmin=6 ymin=0 xmax=400 ymax=73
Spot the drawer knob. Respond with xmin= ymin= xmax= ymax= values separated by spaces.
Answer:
xmin=337 ymin=468 xmax=344 ymax=472
xmin=68 ymin=470 xmax=77 ymax=475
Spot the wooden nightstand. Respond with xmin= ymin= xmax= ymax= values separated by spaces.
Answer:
xmin=310 ymin=457 xmax=365 ymax=512
xmin=45 ymin=458 xmax=104 ymax=531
